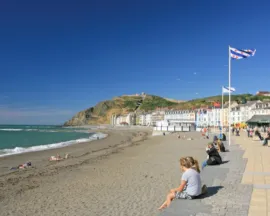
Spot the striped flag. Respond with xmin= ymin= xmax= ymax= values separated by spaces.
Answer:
xmin=230 ymin=47 xmax=256 ymax=60
xmin=222 ymin=86 xmax=235 ymax=93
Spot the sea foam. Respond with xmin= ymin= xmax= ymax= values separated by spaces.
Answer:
xmin=0 ymin=133 xmax=108 ymax=157
xmin=0 ymin=129 xmax=23 ymax=131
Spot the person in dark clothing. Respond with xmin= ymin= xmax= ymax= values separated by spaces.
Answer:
xmin=263 ymin=129 xmax=270 ymax=146
xmin=236 ymin=128 xmax=240 ymax=136
xmin=254 ymin=128 xmax=263 ymax=140
xmin=201 ymin=143 xmax=222 ymax=169
xmin=247 ymin=127 xmax=250 ymax=138
xmin=218 ymin=140 xmax=226 ymax=152
xmin=222 ymin=133 xmax=226 ymax=141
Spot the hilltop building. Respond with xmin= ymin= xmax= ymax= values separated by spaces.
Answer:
xmin=256 ymin=91 xmax=270 ymax=96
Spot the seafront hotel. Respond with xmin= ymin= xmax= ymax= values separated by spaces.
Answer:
xmin=111 ymin=100 xmax=270 ymax=130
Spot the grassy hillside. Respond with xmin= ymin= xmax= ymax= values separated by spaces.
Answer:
xmin=63 ymin=95 xmax=178 ymax=126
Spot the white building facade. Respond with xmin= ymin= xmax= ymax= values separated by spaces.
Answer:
xmin=145 ymin=113 xmax=152 ymax=126
xmin=195 ymin=109 xmax=209 ymax=128
xmin=250 ymin=102 xmax=270 ymax=117
xmin=230 ymin=101 xmax=260 ymax=124
xmin=139 ymin=114 xmax=146 ymax=126
xmin=111 ymin=113 xmax=136 ymax=126
xmin=164 ymin=110 xmax=196 ymax=129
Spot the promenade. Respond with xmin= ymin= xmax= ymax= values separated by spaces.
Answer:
xmin=161 ymin=133 xmax=253 ymax=216
xmin=235 ymin=134 xmax=270 ymax=216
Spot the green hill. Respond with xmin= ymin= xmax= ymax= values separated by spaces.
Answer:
xmin=63 ymin=94 xmax=178 ymax=126
xmin=63 ymin=93 xmax=270 ymax=126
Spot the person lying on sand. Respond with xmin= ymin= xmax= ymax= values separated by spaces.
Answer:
xmin=10 ymin=162 xmax=32 ymax=170
xmin=158 ymin=157 xmax=207 ymax=210
xmin=49 ymin=153 xmax=69 ymax=161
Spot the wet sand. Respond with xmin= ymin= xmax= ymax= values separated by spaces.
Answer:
xmin=0 ymin=130 xmax=209 ymax=216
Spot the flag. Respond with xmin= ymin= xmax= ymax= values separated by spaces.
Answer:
xmin=230 ymin=47 xmax=256 ymax=60
xmin=213 ymin=102 xmax=221 ymax=108
xmin=222 ymin=86 xmax=235 ymax=93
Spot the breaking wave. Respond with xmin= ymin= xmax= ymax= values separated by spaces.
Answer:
xmin=0 ymin=133 xmax=108 ymax=157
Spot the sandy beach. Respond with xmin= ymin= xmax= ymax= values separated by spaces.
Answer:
xmin=0 ymin=129 xmax=209 ymax=216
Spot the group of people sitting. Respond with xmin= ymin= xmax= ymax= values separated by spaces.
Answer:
xmin=201 ymin=136 xmax=225 ymax=169
xmin=159 ymin=136 xmax=225 ymax=210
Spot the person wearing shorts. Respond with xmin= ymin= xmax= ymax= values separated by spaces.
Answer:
xmin=159 ymin=157 xmax=206 ymax=210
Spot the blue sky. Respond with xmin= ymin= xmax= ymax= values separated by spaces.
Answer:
xmin=0 ymin=0 xmax=269 ymax=124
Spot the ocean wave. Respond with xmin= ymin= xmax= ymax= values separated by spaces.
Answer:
xmin=0 ymin=133 xmax=108 ymax=157
xmin=0 ymin=128 xmax=91 ymax=133
xmin=0 ymin=129 xmax=23 ymax=131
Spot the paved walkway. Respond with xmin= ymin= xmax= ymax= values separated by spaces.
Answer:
xmin=235 ymin=134 xmax=270 ymax=216
xmin=161 ymin=134 xmax=253 ymax=216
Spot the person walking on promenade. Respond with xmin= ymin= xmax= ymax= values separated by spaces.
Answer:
xmin=247 ymin=126 xmax=250 ymax=138
xmin=263 ymin=128 xmax=270 ymax=146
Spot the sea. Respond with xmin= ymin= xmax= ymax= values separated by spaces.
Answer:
xmin=0 ymin=125 xmax=107 ymax=157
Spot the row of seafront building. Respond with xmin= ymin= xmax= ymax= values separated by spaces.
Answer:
xmin=110 ymin=100 xmax=270 ymax=131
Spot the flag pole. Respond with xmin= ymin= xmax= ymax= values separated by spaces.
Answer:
xmin=222 ymin=87 xmax=224 ymax=133
xmin=228 ymin=46 xmax=231 ymax=146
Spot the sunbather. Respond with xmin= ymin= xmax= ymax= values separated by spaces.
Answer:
xmin=49 ymin=153 xmax=69 ymax=161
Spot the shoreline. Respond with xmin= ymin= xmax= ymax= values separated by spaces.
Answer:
xmin=1 ymin=129 xmax=208 ymax=216
xmin=0 ymin=128 xmax=151 ymax=176
xmin=0 ymin=132 xmax=108 ymax=158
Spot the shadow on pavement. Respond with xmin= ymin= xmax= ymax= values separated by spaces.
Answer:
xmin=199 ymin=186 xmax=224 ymax=199
xmin=221 ymin=160 xmax=229 ymax=164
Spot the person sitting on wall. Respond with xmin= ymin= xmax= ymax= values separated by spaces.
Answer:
xmin=221 ymin=133 xmax=226 ymax=141
xmin=201 ymin=143 xmax=222 ymax=169
xmin=216 ymin=139 xmax=226 ymax=152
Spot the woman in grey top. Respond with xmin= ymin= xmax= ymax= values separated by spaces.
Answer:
xmin=158 ymin=157 xmax=207 ymax=210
